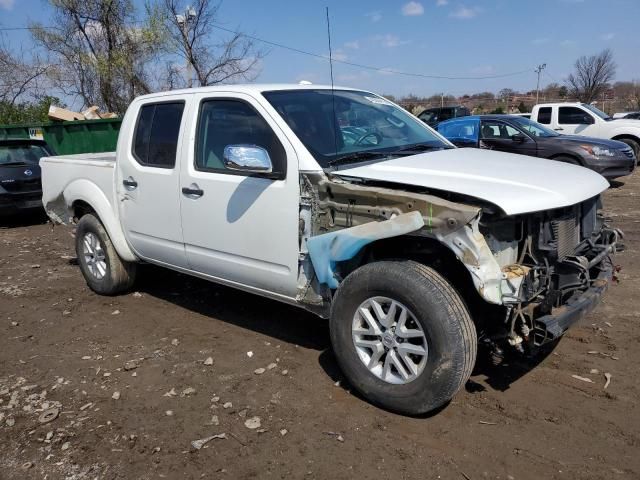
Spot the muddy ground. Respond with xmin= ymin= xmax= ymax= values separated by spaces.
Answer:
xmin=1 ymin=174 xmax=639 ymax=480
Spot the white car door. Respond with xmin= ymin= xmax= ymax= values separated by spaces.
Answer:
xmin=117 ymin=96 xmax=190 ymax=268
xmin=556 ymin=106 xmax=598 ymax=136
xmin=179 ymin=92 xmax=300 ymax=297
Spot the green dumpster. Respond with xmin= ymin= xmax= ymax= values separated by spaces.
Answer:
xmin=0 ymin=118 xmax=122 ymax=155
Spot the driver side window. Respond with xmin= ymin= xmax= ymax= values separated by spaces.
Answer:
xmin=559 ymin=107 xmax=592 ymax=125
xmin=195 ymin=99 xmax=286 ymax=178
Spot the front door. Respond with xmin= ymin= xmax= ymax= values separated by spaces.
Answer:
xmin=480 ymin=120 xmax=537 ymax=157
xmin=118 ymin=97 xmax=189 ymax=268
xmin=556 ymin=106 xmax=598 ymax=135
xmin=179 ymin=92 xmax=300 ymax=297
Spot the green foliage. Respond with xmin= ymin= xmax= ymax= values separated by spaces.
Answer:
xmin=517 ymin=101 xmax=528 ymax=113
xmin=558 ymin=86 xmax=568 ymax=98
xmin=489 ymin=106 xmax=504 ymax=114
xmin=0 ymin=96 xmax=65 ymax=125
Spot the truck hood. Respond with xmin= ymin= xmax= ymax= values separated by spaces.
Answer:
xmin=335 ymin=148 xmax=609 ymax=215
xmin=611 ymin=118 xmax=640 ymax=128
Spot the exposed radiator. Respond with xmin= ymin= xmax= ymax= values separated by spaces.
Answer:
xmin=551 ymin=213 xmax=580 ymax=260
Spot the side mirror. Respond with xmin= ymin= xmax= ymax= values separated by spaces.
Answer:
xmin=511 ymin=133 xmax=526 ymax=143
xmin=223 ymin=145 xmax=273 ymax=174
xmin=582 ymin=115 xmax=595 ymax=125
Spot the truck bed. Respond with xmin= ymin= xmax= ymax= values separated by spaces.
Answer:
xmin=39 ymin=152 xmax=117 ymax=224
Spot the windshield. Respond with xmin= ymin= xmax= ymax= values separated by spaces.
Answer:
xmin=0 ymin=144 xmax=49 ymax=166
xmin=582 ymin=103 xmax=611 ymax=120
xmin=510 ymin=116 xmax=559 ymax=137
xmin=263 ymin=89 xmax=449 ymax=168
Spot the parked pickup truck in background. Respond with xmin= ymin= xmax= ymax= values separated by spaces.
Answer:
xmin=437 ymin=114 xmax=636 ymax=179
xmin=530 ymin=102 xmax=640 ymax=158
xmin=40 ymin=84 xmax=621 ymax=415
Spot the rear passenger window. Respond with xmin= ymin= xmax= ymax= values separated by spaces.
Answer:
xmin=537 ymin=107 xmax=552 ymax=124
xmin=132 ymin=102 xmax=184 ymax=168
xmin=195 ymin=99 xmax=286 ymax=178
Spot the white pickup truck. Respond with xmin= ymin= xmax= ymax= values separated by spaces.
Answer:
xmin=41 ymin=84 xmax=621 ymax=414
xmin=530 ymin=102 xmax=640 ymax=158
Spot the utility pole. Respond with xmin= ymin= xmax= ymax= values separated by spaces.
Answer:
xmin=535 ymin=63 xmax=546 ymax=104
xmin=441 ymin=93 xmax=444 ymax=108
xmin=176 ymin=6 xmax=197 ymax=88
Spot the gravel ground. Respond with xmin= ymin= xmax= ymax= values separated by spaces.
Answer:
xmin=1 ymin=173 xmax=639 ymax=480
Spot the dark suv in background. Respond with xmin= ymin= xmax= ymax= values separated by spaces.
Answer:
xmin=417 ymin=105 xmax=470 ymax=127
xmin=0 ymin=139 xmax=54 ymax=216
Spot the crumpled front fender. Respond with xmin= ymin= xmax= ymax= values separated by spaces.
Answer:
xmin=306 ymin=211 xmax=425 ymax=289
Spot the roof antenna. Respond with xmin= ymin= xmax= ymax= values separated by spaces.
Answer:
xmin=326 ymin=6 xmax=339 ymax=160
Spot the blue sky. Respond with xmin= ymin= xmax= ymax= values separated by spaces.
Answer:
xmin=1 ymin=0 xmax=639 ymax=99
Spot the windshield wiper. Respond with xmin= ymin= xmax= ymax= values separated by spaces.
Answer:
xmin=328 ymin=151 xmax=389 ymax=167
xmin=393 ymin=143 xmax=452 ymax=154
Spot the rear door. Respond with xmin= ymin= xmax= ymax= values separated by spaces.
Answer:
xmin=178 ymin=91 xmax=300 ymax=297
xmin=117 ymin=96 xmax=189 ymax=268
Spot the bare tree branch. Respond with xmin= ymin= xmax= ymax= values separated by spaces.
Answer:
xmin=566 ymin=49 xmax=616 ymax=103
xmin=156 ymin=0 xmax=266 ymax=87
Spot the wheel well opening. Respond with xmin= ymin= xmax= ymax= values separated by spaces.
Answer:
xmin=72 ymin=200 xmax=95 ymax=221
xmin=335 ymin=235 xmax=500 ymax=326
xmin=612 ymin=134 xmax=639 ymax=143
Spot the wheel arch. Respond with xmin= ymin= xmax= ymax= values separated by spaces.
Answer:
xmin=549 ymin=153 xmax=583 ymax=165
xmin=339 ymin=234 xmax=497 ymax=326
xmin=61 ymin=179 xmax=138 ymax=263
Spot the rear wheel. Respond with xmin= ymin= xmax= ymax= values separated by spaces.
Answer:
xmin=330 ymin=260 xmax=477 ymax=415
xmin=75 ymin=214 xmax=136 ymax=295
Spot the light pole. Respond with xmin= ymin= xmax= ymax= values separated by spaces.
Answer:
xmin=176 ymin=6 xmax=197 ymax=88
xmin=535 ymin=63 xmax=546 ymax=104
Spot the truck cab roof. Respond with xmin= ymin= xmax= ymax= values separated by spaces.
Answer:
xmin=133 ymin=83 xmax=361 ymax=102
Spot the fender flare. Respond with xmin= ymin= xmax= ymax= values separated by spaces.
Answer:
xmin=61 ymin=179 xmax=137 ymax=262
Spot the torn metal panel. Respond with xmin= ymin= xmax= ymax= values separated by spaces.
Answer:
xmin=306 ymin=211 xmax=425 ymax=289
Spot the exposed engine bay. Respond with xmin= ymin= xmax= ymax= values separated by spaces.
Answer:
xmin=298 ymin=172 xmax=621 ymax=356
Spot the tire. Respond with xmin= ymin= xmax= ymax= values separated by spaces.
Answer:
xmin=75 ymin=213 xmax=136 ymax=295
xmin=553 ymin=155 xmax=581 ymax=166
xmin=617 ymin=138 xmax=639 ymax=161
xmin=330 ymin=260 xmax=477 ymax=415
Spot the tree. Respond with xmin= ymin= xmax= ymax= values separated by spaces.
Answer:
xmin=517 ymin=101 xmax=528 ymax=113
xmin=0 ymin=96 xmax=65 ymax=124
xmin=558 ymin=85 xmax=568 ymax=99
xmin=155 ymin=0 xmax=264 ymax=87
xmin=30 ymin=0 xmax=163 ymax=114
xmin=567 ymin=49 xmax=616 ymax=103
xmin=0 ymin=36 xmax=48 ymax=105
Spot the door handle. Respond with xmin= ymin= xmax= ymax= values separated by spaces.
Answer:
xmin=182 ymin=185 xmax=204 ymax=197
xmin=123 ymin=177 xmax=138 ymax=188
xmin=554 ymin=127 xmax=564 ymax=131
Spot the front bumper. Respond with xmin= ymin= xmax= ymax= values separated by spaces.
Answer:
xmin=590 ymin=157 xmax=636 ymax=179
xmin=532 ymin=256 xmax=613 ymax=345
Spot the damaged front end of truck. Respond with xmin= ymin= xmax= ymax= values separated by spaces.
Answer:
xmin=297 ymin=172 xmax=621 ymax=358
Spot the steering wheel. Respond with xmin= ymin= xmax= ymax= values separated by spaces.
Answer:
xmin=354 ymin=132 xmax=382 ymax=146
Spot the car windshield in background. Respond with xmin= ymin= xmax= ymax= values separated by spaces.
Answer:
xmin=263 ymin=89 xmax=449 ymax=168
xmin=510 ymin=117 xmax=560 ymax=137
xmin=0 ymin=144 xmax=49 ymax=166
xmin=582 ymin=103 xmax=611 ymax=121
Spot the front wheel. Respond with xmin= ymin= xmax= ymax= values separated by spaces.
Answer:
xmin=330 ymin=260 xmax=477 ymax=415
xmin=75 ymin=213 xmax=136 ymax=295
